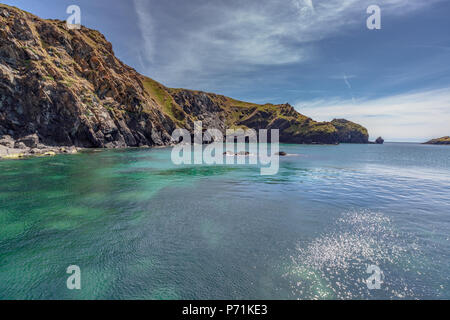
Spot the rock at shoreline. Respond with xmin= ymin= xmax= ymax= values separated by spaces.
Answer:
xmin=276 ymin=152 xmax=287 ymax=156
xmin=0 ymin=140 xmax=80 ymax=160
xmin=424 ymin=136 xmax=450 ymax=145
xmin=0 ymin=135 xmax=15 ymax=148
xmin=16 ymin=134 xmax=39 ymax=148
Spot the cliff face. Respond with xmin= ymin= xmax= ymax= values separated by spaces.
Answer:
xmin=0 ymin=4 xmax=369 ymax=153
xmin=0 ymin=4 xmax=176 ymax=149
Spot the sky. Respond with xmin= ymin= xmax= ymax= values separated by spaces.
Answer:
xmin=4 ymin=0 xmax=450 ymax=141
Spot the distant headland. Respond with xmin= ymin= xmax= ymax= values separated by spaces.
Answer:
xmin=424 ymin=137 xmax=450 ymax=145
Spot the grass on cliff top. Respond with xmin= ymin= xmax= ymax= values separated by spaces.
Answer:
xmin=142 ymin=77 xmax=186 ymax=126
xmin=220 ymin=98 xmax=300 ymax=128
xmin=285 ymin=121 xmax=337 ymax=136
xmin=427 ymin=136 xmax=450 ymax=143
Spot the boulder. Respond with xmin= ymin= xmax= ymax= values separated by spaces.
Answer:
xmin=14 ymin=141 xmax=27 ymax=149
xmin=16 ymin=134 xmax=39 ymax=148
xmin=0 ymin=135 xmax=15 ymax=148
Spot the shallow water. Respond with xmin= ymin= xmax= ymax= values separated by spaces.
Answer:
xmin=0 ymin=143 xmax=449 ymax=299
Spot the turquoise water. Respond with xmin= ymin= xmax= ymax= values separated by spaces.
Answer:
xmin=0 ymin=143 xmax=449 ymax=299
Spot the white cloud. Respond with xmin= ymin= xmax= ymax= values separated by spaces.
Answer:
xmin=133 ymin=0 xmax=441 ymax=88
xmin=295 ymin=88 xmax=450 ymax=142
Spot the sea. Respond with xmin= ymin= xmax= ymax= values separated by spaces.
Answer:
xmin=0 ymin=143 xmax=449 ymax=299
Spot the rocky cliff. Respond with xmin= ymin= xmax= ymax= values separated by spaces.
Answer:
xmin=0 ymin=4 xmax=369 ymax=158
xmin=331 ymin=119 xmax=369 ymax=144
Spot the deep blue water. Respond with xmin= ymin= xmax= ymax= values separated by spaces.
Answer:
xmin=0 ymin=143 xmax=449 ymax=299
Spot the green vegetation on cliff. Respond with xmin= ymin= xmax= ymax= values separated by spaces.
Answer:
xmin=331 ymin=119 xmax=369 ymax=144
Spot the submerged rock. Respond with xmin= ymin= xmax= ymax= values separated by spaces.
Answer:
xmin=223 ymin=151 xmax=252 ymax=156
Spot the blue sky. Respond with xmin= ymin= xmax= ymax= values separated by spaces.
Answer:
xmin=4 ymin=0 xmax=450 ymax=141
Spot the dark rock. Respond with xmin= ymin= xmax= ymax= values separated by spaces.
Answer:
xmin=375 ymin=137 xmax=384 ymax=144
xmin=276 ymin=151 xmax=287 ymax=156
xmin=14 ymin=141 xmax=27 ymax=149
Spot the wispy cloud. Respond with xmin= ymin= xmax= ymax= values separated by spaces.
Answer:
xmin=133 ymin=0 xmax=441 ymax=89
xmin=334 ymin=73 xmax=354 ymax=90
xmin=295 ymin=87 xmax=450 ymax=142
xmin=133 ymin=0 xmax=155 ymax=64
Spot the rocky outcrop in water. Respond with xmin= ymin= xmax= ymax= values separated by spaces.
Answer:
xmin=0 ymin=4 xmax=370 ymax=159
xmin=375 ymin=137 xmax=384 ymax=144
